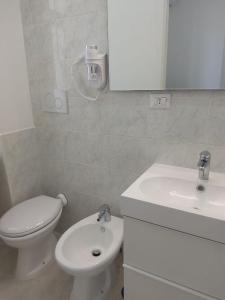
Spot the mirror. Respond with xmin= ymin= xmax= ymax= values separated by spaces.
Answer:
xmin=108 ymin=0 xmax=225 ymax=90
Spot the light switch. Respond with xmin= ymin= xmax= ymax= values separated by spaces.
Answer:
xmin=150 ymin=94 xmax=171 ymax=109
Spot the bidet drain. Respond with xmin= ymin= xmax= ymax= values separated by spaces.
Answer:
xmin=196 ymin=184 xmax=205 ymax=192
xmin=92 ymin=249 xmax=101 ymax=257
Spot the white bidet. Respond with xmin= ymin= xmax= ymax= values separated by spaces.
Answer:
xmin=55 ymin=213 xmax=123 ymax=300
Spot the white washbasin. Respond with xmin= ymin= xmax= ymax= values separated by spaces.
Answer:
xmin=121 ymin=164 xmax=225 ymax=243
xmin=140 ymin=177 xmax=225 ymax=210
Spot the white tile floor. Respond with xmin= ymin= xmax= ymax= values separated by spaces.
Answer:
xmin=0 ymin=244 xmax=123 ymax=300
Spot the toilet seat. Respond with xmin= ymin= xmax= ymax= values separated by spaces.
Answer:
xmin=0 ymin=195 xmax=62 ymax=238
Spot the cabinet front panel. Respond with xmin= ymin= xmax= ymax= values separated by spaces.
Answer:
xmin=124 ymin=266 xmax=216 ymax=300
xmin=124 ymin=217 xmax=225 ymax=299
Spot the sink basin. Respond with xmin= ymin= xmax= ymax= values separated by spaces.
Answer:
xmin=121 ymin=164 xmax=225 ymax=243
xmin=140 ymin=177 xmax=225 ymax=210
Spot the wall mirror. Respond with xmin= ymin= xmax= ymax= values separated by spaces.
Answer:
xmin=108 ymin=0 xmax=225 ymax=90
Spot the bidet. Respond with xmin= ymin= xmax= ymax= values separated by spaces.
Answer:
xmin=55 ymin=213 xmax=123 ymax=300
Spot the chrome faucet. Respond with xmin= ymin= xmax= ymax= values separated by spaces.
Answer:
xmin=97 ymin=204 xmax=111 ymax=222
xmin=197 ymin=151 xmax=211 ymax=180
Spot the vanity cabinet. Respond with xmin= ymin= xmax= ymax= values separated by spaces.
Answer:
xmin=124 ymin=266 xmax=211 ymax=300
xmin=121 ymin=164 xmax=225 ymax=300
xmin=124 ymin=216 xmax=225 ymax=300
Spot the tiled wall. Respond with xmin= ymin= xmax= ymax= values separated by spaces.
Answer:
xmin=20 ymin=0 xmax=225 ymax=230
xmin=0 ymin=138 xmax=11 ymax=216
xmin=0 ymin=128 xmax=42 ymax=216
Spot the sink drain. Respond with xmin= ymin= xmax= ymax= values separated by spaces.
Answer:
xmin=92 ymin=249 xmax=101 ymax=257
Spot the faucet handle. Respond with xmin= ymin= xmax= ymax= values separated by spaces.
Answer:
xmin=198 ymin=151 xmax=211 ymax=180
xmin=97 ymin=204 xmax=111 ymax=222
xmin=199 ymin=151 xmax=211 ymax=161
xmin=98 ymin=204 xmax=110 ymax=212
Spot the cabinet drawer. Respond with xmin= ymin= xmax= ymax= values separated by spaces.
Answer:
xmin=124 ymin=265 xmax=217 ymax=300
xmin=124 ymin=217 xmax=225 ymax=299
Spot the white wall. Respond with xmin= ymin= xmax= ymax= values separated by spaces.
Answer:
xmin=221 ymin=39 xmax=225 ymax=87
xmin=0 ymin=0 xmax=34 ymax=134
xmin=20 ymin=0 xmax=225 ymax=231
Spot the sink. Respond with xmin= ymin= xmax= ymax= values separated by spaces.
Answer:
xmin=121 ymin=164 xmax=225 ymax=243
xmin=140 ymin=177 xmax=225 ymax=210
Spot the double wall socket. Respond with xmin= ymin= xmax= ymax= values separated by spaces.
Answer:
xmin=150 ymin=94 xmax=171 ymax=109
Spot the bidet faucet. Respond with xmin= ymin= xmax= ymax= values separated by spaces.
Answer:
xmin=97 ymin=204 xmax=111 ymax=222
xmin=197 ymin=151 xmax=211 ymax=180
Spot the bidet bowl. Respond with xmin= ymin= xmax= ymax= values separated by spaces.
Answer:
xmin=55 ymin=213 xmax=123 ymax=277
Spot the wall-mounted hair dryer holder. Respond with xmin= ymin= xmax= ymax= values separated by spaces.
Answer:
xmin=85 ymin=45 xmax=107 ymax=89
xmin=71 ymin=45 xmax=107 ymax=101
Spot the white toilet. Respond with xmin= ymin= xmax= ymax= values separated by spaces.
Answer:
xmin=0 ymin=194 xmax=67 ymax=280
xmin=55 ymin=212 xmax=123 ymax=300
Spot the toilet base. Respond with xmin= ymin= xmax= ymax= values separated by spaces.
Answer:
xmin=70 ymin=264 xmax=115 ymax=300
xmin=16 ymin=234 xmax=57 ymax=280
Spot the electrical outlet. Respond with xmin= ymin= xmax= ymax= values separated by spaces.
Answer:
xmin=42 ymin=89 xmax=68 ymax=114
xmin=150 ymin=94 xmax=171 ymax=109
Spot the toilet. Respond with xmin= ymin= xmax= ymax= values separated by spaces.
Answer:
xmin=55 ymin=213 xmax=123 ymax=300
xmin=0 ymin=194 xmax=67 ymax=280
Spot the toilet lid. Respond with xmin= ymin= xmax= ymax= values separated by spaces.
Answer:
xmin=0 ymin=195 xmax=62 ymax=237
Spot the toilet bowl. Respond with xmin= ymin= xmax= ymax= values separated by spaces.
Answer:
xmin=55 ymin=213 xmax=123 ymax=300
xmin=0 ymin=194 xmax=67 ymax=280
